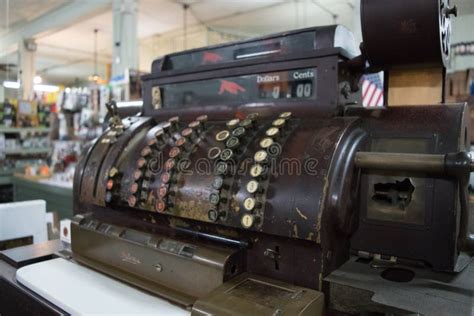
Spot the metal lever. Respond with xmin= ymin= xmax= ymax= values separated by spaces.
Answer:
xmin=106 ymin=100 xmax=122 ymax=128
xmin=355 ymin=151 xmax=474 ymax=254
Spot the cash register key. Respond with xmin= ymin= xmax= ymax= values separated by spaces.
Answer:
xmin=141 ymin=146 xmax=152 ymax=157
xmin=168 ymin=116 xmax=179 ymax=124
xmin=212 ymin=176 xmax=224 ymax=190
xmin=254 ymin=150 xmax=268 ymax=163
xmin=176 ymin=137 xmax=192 ymax=151
xmin=137 ymin=157 xmax=147 ymax=169
xmin=208 ymin=209 xmax=219 ymax=222
xmin=165 ymin=158 xmax=175 ymax=171
xmin=188 ymin=120 xmax=202 ymax=133
xmin=128 ymin=195 xmax=137 ymax=207
xmin=209 ymin=192 xmax=222 ymax=205
xmin=241 ymin=214 xmax=254 ymax=229
xmin=226 ymin=137 xmax=240 ymax=149
xmin=169 ymin=147 xmax=181 ymax=158
xmin=158 ymin=185 xmax=168 ymax=198
xmin=161 ymin=172 xmax=171 ymax=184
xmin=246 ymin=180 xmax=260 ymax=194
xmin=250 ymin=164 xmax=264 ymax=178
xmin=109 ymin=167 xmax=119 ymax=178
xmin=265 ymin=127 xmax=280 ymax=137
xmin=147 ymin=138 xmax=157 ymax=147
xmin=106 ymin=179 xmax=114 ymax=190
xmin=232 ymin=126 xmax=246 ymax=138
xmin=259 ymin=137 xmax=274 ymax=149
xmin=156 ymin=199 xmax=166 ymax=213
xmin=133 ymin=169 xmax=143 ymax=181
xmin=216 ymin=130 xmax=230 ymax=142
xmin=226 ymin=118 xmax=240 ymax=129
xmin=243 ymin=197 xmax=256 ymax=211
xmin=246 ymin=113 xmax=259 ymax=120
xmin=105 ymin=191 xmax=113 ymax=203
xmin=239 ymin=119 xmax=253 ymax=128
xmin=196 ymin=115 xmax=208 ymax=123
xmin=220 ymin=148 xmax=234 ymax=161
xmin=181 ymin=127 xmax=197 ymax=142
xmin=130 ymin=182 xmax=139 ymax=194
xmin=272 ymin=118 xmax=286 ymax=127
xmin=279 ymin=112 xmax=292 ymax=119
xmin=215 ymin=161 xmax=229 ymax=175
xmin=208 ymin=147 xmax=222 ymax=160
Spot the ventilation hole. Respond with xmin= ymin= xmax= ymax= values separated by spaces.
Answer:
xmin=381 ymin=268 xmax=415 ymax=283
xmin=372 ymin=178 xmax=415 ymax=209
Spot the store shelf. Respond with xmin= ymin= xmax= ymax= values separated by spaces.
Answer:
xmin=0 ymin=127 xmax=51 ymax=134
xmin=4 ymin=148 xmax=51 ymax=155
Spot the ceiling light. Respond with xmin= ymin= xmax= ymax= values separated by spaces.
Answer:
xmin=33 ymin=75 xmax=42 ymax=84
xmin=34 ymin=84 xmax=59 ymax=92
xmin=3 ymin=81 xmax=20 ymax=89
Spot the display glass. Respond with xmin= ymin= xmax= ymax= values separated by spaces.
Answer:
xmin=159 ymin=68 xmax=316 ymax=108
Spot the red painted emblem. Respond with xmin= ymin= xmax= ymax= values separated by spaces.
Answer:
xmin=218 ymin=80 xmax=246 ymax=95
xmin=202 ymin=51 xmax=223 ymax=63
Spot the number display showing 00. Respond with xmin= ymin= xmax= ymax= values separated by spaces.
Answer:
xmin=296 ymin=83 xmax=312 ymax=98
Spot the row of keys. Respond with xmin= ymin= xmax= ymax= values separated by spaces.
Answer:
xmin=156 ymin=115 xmax=208 ymax=213
xmin=207 ymin=113 xmax=259 ymax=223
xmin=241 ymin=112 xmax=292 ymax=229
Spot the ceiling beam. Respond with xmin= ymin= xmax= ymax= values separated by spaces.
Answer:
xmin=0 ymin=0 xmax=113 ymax=57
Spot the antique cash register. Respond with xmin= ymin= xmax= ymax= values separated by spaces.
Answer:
xmin=70 ymin=0 xmax=473 ymax=314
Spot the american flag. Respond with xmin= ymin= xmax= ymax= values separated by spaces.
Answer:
xmin=362 ymin=72 xmax=384 ymax=107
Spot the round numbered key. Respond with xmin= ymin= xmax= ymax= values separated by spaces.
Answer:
xmin=241 ymin=214 xmax=254 ymax=228
xmin=133 ymin=170 xmax=143 ymax=180
xmin=272 ymin=118 xmax=286 ymax=127
xmin=108 ymin=167 xmax=119 ymax=178
xmin=158 ymin=185 xmax=168 ymax=198
xmin=246 ymin=180 xmax=259 ymax=194
xmin=250 ymin=164 xmax=264 ymax=177
xmin=165 ymin=159 xmax=175 ymax=170
xmin=141 ymin=146 xmax=152 ymax=157
xmin=209 ymin=193 xmax=221 ymax=205
xmin=216 ymin=130 xmax=230 ymax=142
xmin=226 ymin=118 xmax=240 ymax=129
xmin=254 ymin=150 xmax=268 ymax=163
xmin=128 ymin=195 xmax=137 ymax=207
xmin=226 ymin=136 xmax=240 ymax=149
xmin=212 ymin=176 xmax=224 ymax=190
xmin=130 ymin=183 xmax=139 ymax=194
xmin=181 ymin=128 xmax=193 ymax=138
xmin=196 ymin=115 xmax=208 ymax=123
xmin=161 ymin=172 xmax=171 ymax=184
xmin=168 ymin=116 xmax=179 ymax=124
xmin=232 ymin=127 xmax=246 ymax=137
xmin=246 ymin=113 xmax=259 ymax=120
xmin=243 ymin=197 xmax=256 ymax=211
xmin=239 ymin=119 xmax=252 ymax=128
xmin=208 ymin=209 xmax=219 ymax=222
xmin=106 ymin=179 xmax=114 ymax=190
xmin=215 ymin=161 xmax=228 ymax=175
xmin=259 ymin=137 xmax=274 ymax=148
xmin=155 ymin=199 xmax=166 ymax=212
xmin=136 ymin=158 xmax=147 ymax=169
xmin=220 ymin=148 xmax=234 ymax=161
xmin=279 ymin=112 xmax=292 ymax=118
xmin=265 ymin=127 xmax=280 ymax=137
xmin=208 ymin=147 xmax=221 ymax=159
xmin=169 ymin=147 xmax=181 ymax=158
